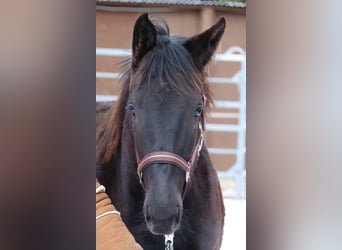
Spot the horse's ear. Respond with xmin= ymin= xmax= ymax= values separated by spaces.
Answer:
xmin=132 ymin=13 xmax=157 ymax=68
xmin=184 ymin=17 xmax=226 ymax=70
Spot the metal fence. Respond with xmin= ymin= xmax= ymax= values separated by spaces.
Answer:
xmin=96 ymin=47 xmax=246 ymax=199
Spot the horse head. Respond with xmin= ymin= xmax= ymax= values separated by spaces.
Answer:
xmin=126 ymin=13 xmax=225 ymax=235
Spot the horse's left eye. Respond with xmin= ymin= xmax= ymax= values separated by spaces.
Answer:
xmin=194 ymin=106 xmax=203 ymax=117
xmin=128 ymin=104 xmax=136 ymax=115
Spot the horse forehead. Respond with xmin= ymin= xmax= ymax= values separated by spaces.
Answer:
xmin=147 ymin=89 xmax=194 ymax=106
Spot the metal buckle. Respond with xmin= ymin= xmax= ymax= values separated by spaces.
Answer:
xmin=185 ymin=172 xmax=190 ymax=183
xmin=197 ymin=132 xmax=204 ymax=157
xmin=138 ymin=171 xmax=143 ymax=184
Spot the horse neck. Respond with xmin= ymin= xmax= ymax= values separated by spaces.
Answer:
xmin=189 ymin=143 xmax=217 ymax=188
xmin=96 ymin=115 xmax=139 ymax=195
xmin=198 ymin=144 xmax=212 ymax=167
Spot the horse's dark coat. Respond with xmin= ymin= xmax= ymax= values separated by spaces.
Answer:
xmin=96 ymin=13 xmax=226 ymax=250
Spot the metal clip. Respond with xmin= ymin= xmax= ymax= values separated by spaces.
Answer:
xmin=197 ymin=133 xmax=204 ymax=156
xmin=164 ymin=234 xmax=174 ymax=250
xmin=138 ymin=171 xmax=143 ymax=184
xmin=185 ymin=172 xmax=190 ymax=183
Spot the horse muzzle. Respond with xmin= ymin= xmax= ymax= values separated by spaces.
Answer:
xmin=144 ymin=203 xmax=182 ymax=235
xmin=142 ymin=163 xmax=183 ymax=235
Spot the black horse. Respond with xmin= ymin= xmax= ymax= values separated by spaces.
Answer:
xmin=97 ymin=13 xmax=226 ymax=250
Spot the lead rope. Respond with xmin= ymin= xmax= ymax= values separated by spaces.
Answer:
xmin=164 ymin=234 xmax=174 ymax=250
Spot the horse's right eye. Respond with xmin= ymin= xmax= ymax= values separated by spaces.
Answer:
xmin=194 ymin=106 xmax=203 ymax=117
xmin=128 ymin=104 xmax=136 ymax=115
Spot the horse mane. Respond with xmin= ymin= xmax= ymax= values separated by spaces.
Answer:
xmin=96 ymin=17 xmax=213 ymax=164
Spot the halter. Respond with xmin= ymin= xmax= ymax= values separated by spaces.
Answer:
xmin=136 ymin=127 xmax=203 ymax=190
xmin=135 ymin=95 xmax=206 ymax=198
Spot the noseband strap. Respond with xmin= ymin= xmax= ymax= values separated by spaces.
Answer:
xmin=138 ymin=152 xmax=191 ymax=173
xmin=136 ymin=132 xmax=203 ymax=185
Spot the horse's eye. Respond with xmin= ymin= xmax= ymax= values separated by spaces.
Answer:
xmin=128 ymin=104 xmax=136 ymax=115
xmin=194 ymin=106 xmax=203 ymax=117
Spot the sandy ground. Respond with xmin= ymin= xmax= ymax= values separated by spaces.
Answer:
xmin=221 ymin=199 xmax=246 ymax=250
